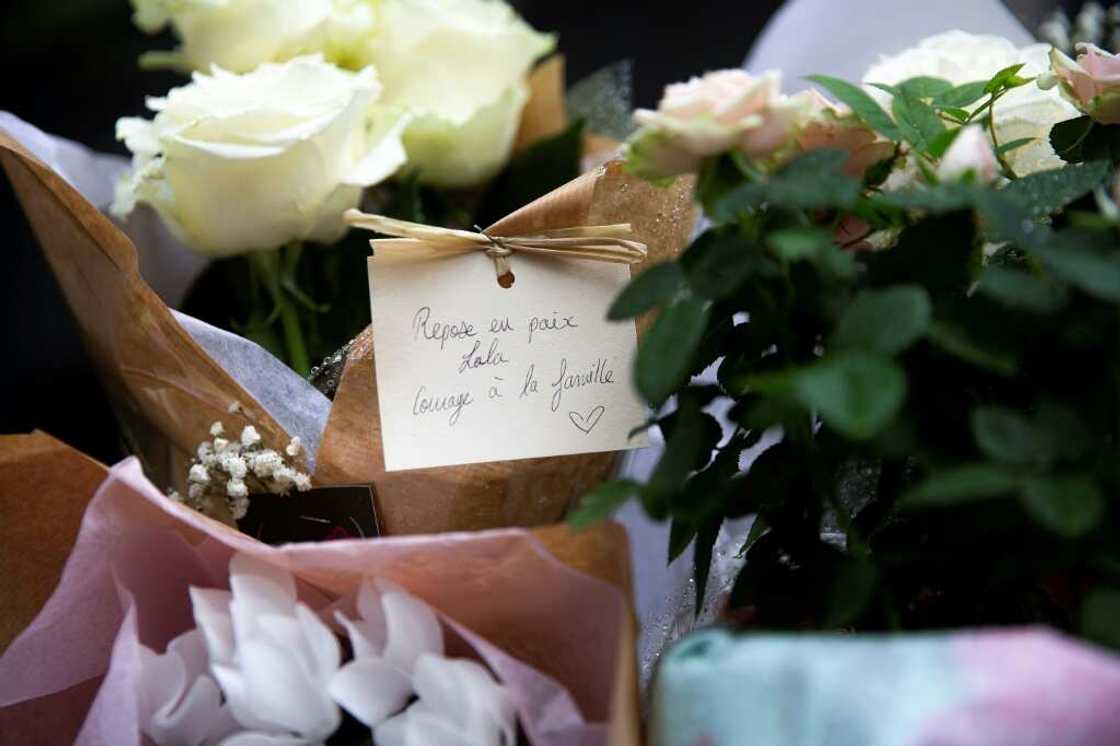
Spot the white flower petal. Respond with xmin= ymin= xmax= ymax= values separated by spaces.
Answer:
xmin=334 ymin=613 xmax=384 ymax=660
xmin=375 ymin=708 xmax=476 ymax=746
xmin=229 ymin=554 xmax=297 ymax=617
xmin=189 ymin=588 xmax=235 ymax=665
xmin=294 ymin=604 xmax=342 ymax=681
xmin=327 ymin=657 xmax=413 ymax=727
xmin=411 ymin=655 xmax=514 ymax=745
xmin=239 ymin=640 xmax=340 ymax=739
xmin=217 ymin=732 xmax=315 ymax=746
xmin=382 ymin=592 xmax=444 ymax=673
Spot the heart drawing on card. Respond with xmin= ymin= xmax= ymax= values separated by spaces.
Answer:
xmin=569 ymin=405 xmax=606 ymax=435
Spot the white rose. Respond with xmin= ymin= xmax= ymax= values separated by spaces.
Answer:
xmin=360 ymin=0 xmax=555 ymax=187
xmin=863 ymin=31 xmax=1079 ymax=176
xmin=937 ymin=125 xmax=999 ymax=183
xmin=129 ymin=0 xmax=369 ymax=73
xmin=112 ymin=55 xmax=407 ymax=256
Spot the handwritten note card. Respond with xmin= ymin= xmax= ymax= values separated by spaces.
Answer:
xmin=367 ymin=252 xmax=650 ymax=471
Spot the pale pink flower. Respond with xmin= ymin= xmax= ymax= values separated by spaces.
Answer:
xmin=937 ymin=125 xmax=999 ymax=184
xmin=795 ymin=90 xmax=896 ymax=177
xmin=1042 ymin=43 xmax=1120 ymax=123
xmin=626 ymin=69 xmax=809 ymax=178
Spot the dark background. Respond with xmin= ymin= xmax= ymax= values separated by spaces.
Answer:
xmin=0 ymin=0 xmax=1066 ymax=464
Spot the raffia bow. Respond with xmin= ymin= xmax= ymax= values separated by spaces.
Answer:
xmin=344 ymin=209 xmax=648 ymax=288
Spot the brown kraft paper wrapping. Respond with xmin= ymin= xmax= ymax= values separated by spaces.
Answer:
xmin=313 ymin=161 xmax=695 ymax=534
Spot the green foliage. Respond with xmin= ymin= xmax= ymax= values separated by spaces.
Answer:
xmin=805 ymin=75 xmax=900 ymax=140
xmin=569 ymin=480 xmax=641 ymax=529
xmin=1051 ymin=115 xmax=1120 ymax=166
xmin=575 ymin=107 xmax=1120 ymax=646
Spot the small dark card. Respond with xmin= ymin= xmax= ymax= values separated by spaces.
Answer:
xmin=237 ymin=485 xmax=380 ymax=545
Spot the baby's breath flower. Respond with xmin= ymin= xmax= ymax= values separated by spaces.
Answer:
xmin=248 ymin=450 xmax=282 ymax=478
xmin=285 ymin=436 xmax=302 ymax=457
xmin=188 ymin=464 xmax=210 ymax=484
xmin=176 ymin=422 xmax=314 ymax=523
xmin=229 ymin=495 xmax=250 ymax=521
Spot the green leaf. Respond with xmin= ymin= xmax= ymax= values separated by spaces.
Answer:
xmin=934 ymin=81 xmax=989 ymax=109
xmin=752 ymin=353 xmax=907 ymax=440
xmin=891 ymin=90 xmax=946 ymax=152
xmin=928 ymin=127 xmax=962 ymax=159
xmin=807 ymin=75 xmax=901 ymax=140
xmin=898 ymin=76 xmax=953 ymax=99
xmin=1021 ymin=475 xmax=1105 ymax=539
xmin=1031 ymin=241 xmax=1120 ymax=303
xmin=569 ymin=479 xmax=640 ymax=529
xmin=1049 ymin=115 xmax=1095 ymax=163
xmin=668 ymin=518 xmax=696 ymax=563
xmin=767 ymin=227 xmax=833 ymax=262
xmin=984 ymin=63 xmax=1027 ymax=94
xmin=692 ymin=518 xmax=723 ymax=616
xmin=976 ymin=266 xmax=1068 ymax=313
xmin=824 ymin=558 xmax=879 ymax=627
xmin=972 ymin=406 xmax=1054 ymax=465
xmin=996 ymin=137 xmax=1035 ymax=156
xmin=684 ymin=229 xmax=763 ymax=300
xmin=928 ymin=321 xmax=1017 ymax=375
xmin=1001 ymin=160 xmax=1110 ymax=217
xmin=1081 ymin=588 xmax=1120 ymax=649
xmin=635 ymin=297 xmax=711 ymax=407
xmin=739 ymin=515 xmax=769 ymax=556
xmin=608 ymin=262 xmax=684 ymax=320
xmin=645 ymin=398 xmax=711 ymax=511
xmin=760 ymin=149 xmax=862 ymax=209
xmin=831 ymin=285 xmax=932 ymax=356
xmin=900 ymin=464 xmax=1019 ymax=507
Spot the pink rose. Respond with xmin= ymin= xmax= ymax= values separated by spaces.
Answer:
xmin=1042 ymin=43 xmax=1120 ymax=124
xmin=795 ymin=90 xmax=896 ymax=177
xmin=937 ymin=124 xmax=999 ymax=184
xmin=626 ymin=69 xmax=808 ymax=179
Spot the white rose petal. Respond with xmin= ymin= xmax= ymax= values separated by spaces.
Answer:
xmin=113 ymin=55 xmax=407 ymax=256
xmin=130 ymin=0 xmax=339 ymax=74
xmin=862 ymin=31 xmax=1078 ymax=177
xmin=364 ymin=0 xmax=554 ymax=187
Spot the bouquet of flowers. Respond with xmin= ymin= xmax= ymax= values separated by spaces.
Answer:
xmin=0 ymin=432 xmax=639 ymax=745
xmin=0 ymin=0 xmax=696 ymax=533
